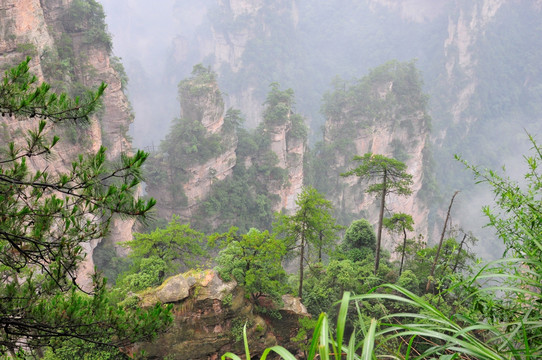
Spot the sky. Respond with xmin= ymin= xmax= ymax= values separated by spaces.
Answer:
xmin=101 ymin=0 xmax=209 ymax=149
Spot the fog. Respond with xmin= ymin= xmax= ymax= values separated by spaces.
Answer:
xmin=101 ymin=0 xmax=211 ymax=148
xmin=98 ymin=0 xmax=542 ymax=260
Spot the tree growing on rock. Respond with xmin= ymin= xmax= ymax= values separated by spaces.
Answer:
xmin=341 ymin=153 xmax=413 ymax=274
xmin=118 ymin=215 xmax=208 ymax=291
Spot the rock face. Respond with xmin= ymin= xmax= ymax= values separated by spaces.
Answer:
xmin=318 ymin=61 xmax=431 ymax=247
xmin=259 ymin=85 xmax=307 ymax=213
xmin=145 ymin=67 xmax=238 ymax=221
xmin=146 ymin=73 xmax=306 ymax=230
xmin=267 ymin=121 xmax=305 ymax=212
xmin=134 ymin=270 xmax=309 ymax=360
xmin=0 ymin=0 xmax=135 ymax=289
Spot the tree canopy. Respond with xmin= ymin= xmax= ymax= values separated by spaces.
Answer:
xmin=340 ymin=218 xmax=376 ymax=262
xmin=215 ymin=228 xmax=288 ymax=305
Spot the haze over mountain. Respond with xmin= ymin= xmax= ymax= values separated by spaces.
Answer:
xmin=100 ymin=0 xmax=542 ymax=259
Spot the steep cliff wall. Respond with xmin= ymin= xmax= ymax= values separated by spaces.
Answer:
xmin=145 ymin=67 xmax=238 ymax=221
xmin=145 ymin=77 xmax=306 ymax=232
xmin=0 ymin=0 xmax=136 ymax=288
xmin=186 ymin=0 xmax=299 ymax=128
xmin=259 ymin=84 xmax=307 ymax=213
xmin=315 ymin=61 xmax=431 ymax=248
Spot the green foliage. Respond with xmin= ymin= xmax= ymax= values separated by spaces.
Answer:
xmin=92 ymin=238 xmax=132 ymax=285
xmin=340 ymin=218 xmax=376 ymax=261
xmin=15 ymin=43 xmax=37 ymax=57
xmin=223 ymin=137 xmax=542 ymax=359
xmin=341 ymin=153 xmax=413 ymax=196
xmin=0 ymin=59 xmax=169 ymax=356
xmin=383 ymin=212 xmax=414 ymax=275
xmin=62 ymin=0 xmax=112 ymax=51
xmin=117 ymin=215 xmax=208 ymax=291
xmin=321 ymin=61 xmax=428 ymax=144
xmin=110 ymin=56 xmax=129 ymax=90
xmin=192 ymin=125 xmax=285 ymax=233
xmin=263 ymin=82 xmax=295 ymax=126
xmin=262 ymin=83 xmax=308 ymax=140
xmin=223 ymin=107 xmax=245 ymax=131
xmin=0 ymin=57 xmax=103 ymax=120
xmin=342 ymin=153 xmax=413 ymax=274
xmin=274 ymin=186 xmax=340 ymax=298
xmin=188 ymin=83 xmax=305 ymax=233
xmin=290 ymin=317 xmax=318 ymax=355
xmin=161 ymin=116 xmax=225 ymax=165
xmin=216 ymin=228 xmax=288 ymax=305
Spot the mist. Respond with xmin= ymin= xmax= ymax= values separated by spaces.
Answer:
xmin=98 ymin=0 xmax=542 ymax=260
xmin=100 ymin=0 xmax=211 ymax=148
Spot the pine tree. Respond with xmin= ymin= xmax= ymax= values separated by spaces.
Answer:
xmin=341 ymin=153 xmax=413 ymax=274
xmin=0 ymin=58 xmax=170 ymax=356
xmin=274 ymin=186 xmax=340 ymax=300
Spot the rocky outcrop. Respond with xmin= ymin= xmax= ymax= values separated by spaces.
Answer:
xmin=0 ymin=0 xmax=136 ymax=289
xmin=133 ymin=270 xmax=309 ymax=360
xmin=146 ymin=68 xmax=238 ymax=221
xmin=265 ymin=116 xmax=306 ymax=213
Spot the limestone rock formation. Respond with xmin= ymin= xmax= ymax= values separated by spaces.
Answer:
xmin=134 ymin=269 xmax=309 ymax=360
xmin=259 ymin=85 xmax=307 ymax=213
xmin=145 ymin=66 xmax=238 ymax=221
xmin=318 ymin=60 xmax=431 ymax=247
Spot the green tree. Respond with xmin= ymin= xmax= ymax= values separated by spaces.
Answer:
xmin=63 ymin=0 xmax=112 ymax=51
xmin=215 ymin=228 xmax=288 ymax=305
xmin=118 ymin=215 xmax=208 ymax=291
xmin=0 ymin=58 xmax=170 ymax=356
xmin=341 ymin=153 xmax=413 ymax=274
xmin=340 ymin=218 xmax=376 ymax=262
xmin=274 ymin=186 xmax=339 ymax=299
xmin=383 ymin=213 xmax=414 ymax=275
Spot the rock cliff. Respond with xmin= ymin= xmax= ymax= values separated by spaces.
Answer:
xmin=146 ymin=77 xmax=306 ymax=231
xmin=259 ymin=84 xmax=307 ymax=213
xmin=145 ymin=66 xmax=238 ymax=222
xmin=132 ymin=269 xmax=309 ymax=360
xmin=157 ymin=0 xmax=542 ymax=248
xmin=316 ymin=61 xmax=431 ymax=247
xmin=0 ymin=0 xmax=135 ymax=289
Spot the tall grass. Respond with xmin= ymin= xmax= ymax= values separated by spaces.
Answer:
xmin=222 ymin=256 xmax=541 ymax=360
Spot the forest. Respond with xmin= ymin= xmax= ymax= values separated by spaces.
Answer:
xmin=1 ymin=0 xmax=542 ymax=359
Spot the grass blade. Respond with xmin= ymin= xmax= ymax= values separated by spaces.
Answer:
xmin=360 ymin=319 xmax=377 ymax=360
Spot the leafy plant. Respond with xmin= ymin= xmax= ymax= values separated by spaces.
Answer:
xmin=216 ymin=228 xmax=289 ymax=305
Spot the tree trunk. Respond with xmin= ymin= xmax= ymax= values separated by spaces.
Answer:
xmin=426 ymin=191 xmax=459 ymax=293
xmin=399 ymin=227 xmax=407 ymax=276
xmin=318 ymin=230 xmax=323 ymax=262
xmin=451 ymin=233 xmax=468 ymax=273
xmin=298 ymin=236 xmax=305 ymax=300
xmin=375 ymin=170 xmax=387 ymax=275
